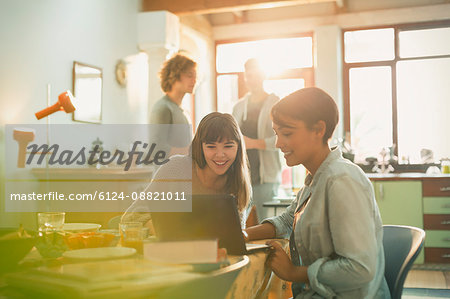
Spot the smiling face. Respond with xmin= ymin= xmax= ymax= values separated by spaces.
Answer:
xmin=273 ymin=117 xmax=321 ymax=168
xmin=201 ymin=139 xmax=238 ymax=176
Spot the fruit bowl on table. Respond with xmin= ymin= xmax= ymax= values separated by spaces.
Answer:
xmin=62 ymin=223 xmax=101 ymax=233
xmin=64 ymin=232 xmax=117 ymax=250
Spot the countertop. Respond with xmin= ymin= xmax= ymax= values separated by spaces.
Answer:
xmin=31 ymin=167 xmax=153 ymax=181
xmin=367 ymin=173 xmax=450 ymax=181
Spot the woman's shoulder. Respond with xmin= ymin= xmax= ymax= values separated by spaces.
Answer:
xmin=153 ymin=96 xmax=174 ymax=111
xmin=150 ymin=97 xmax=173 ymax=121
xmin=326 ymin=156 xmax=371 ymax=188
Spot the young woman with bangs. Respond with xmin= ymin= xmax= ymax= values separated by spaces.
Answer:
xmin=122 ymin=112 xmax=252 ymax=228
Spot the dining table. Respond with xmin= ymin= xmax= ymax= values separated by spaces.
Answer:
xmin=0 ymin=235 xmax=290 ymax=299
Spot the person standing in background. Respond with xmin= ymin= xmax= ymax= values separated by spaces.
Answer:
xmin=150 ymin=54 xmax=197 ymax=156
xmin=232 ymin=58 xmax=282 ymax=224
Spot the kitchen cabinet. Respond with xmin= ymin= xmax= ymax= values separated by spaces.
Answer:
xmin=372 ymin=181 xmax=423 ymax=228
xmin=372 ymin=180 xmax=424 ymax=263
xmin=422 ymin=178 xmax=450 ymax=263
xmin=267 ymin=174 xmax=450 ymax=264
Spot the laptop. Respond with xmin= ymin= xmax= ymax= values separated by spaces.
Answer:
xmin=151 ymin=194 xmax=270 ymax=255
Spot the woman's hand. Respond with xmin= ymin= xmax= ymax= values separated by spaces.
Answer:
xmin=266 ymin=240 xmax=308 ymax=283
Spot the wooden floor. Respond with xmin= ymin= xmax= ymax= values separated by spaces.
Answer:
xmin=404 ymin=269 xmax=450 ymax=289
xmin=403 ymin=268 xmax=450 ymax=299
xmin=268 ymin=266 xmax=450 ymax=299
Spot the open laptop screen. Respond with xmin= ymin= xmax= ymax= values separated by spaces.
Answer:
xmin=151 ymin=194 xmax=248 ymax=255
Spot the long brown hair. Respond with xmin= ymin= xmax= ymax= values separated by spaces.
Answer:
xmin=190 ymin=112 xmax=251 ymax=212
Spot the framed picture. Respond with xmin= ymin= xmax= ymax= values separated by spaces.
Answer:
xmin=72 ymin=61 xmax=102 ymax=123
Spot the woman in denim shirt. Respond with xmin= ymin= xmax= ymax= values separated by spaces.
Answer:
xmin=244 ymin=87 xmax=391 ymax=298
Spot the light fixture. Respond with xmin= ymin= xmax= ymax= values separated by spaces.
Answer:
xmin=13 ymin=90 xmax=77 ymax=168
xmin=35 ymin=91 xmax=76 ymax=120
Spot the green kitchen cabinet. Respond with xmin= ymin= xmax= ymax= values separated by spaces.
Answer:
xmin=372 ymin=180 xmax=423 ymax=227
xmin=372 ymin=180 xmax=424 ymax=263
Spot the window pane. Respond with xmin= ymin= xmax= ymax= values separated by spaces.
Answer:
xmin=399 ymin=27 xmax=450 ymax=58
xmin=263 ymin=78 xmax=305 ymax=99
xmin=349 ymin=66 xmax=392 ymax=161
xmin=216 ymin=75 xmax=238 ymax=114
xmin=344 ymin=28 xmax=395 ymax=63
xmin=216 ymin=37 xmax=313 ymax=74
xmin=397 ymin=58 xmax=450 ymax=163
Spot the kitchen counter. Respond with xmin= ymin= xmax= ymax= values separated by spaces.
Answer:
xmin=367 ymin=173 xmax=450 ymax=181
xmin=31 ymin=167 xmax=153 ymax=181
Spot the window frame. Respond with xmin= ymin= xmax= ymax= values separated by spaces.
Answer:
xmin=342 ymin=20 xmax=450 ymax=158
xmin=214 ymin=32 xmax=315 ymax=110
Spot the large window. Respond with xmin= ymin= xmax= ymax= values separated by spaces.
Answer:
xmin=344 ymin=22 xmax=450 ymax=164
xmin=216 ymin=35 xmax=314 ymax=191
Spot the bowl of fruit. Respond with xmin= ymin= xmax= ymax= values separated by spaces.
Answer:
xmin=64 ymin=232 xmax=117 ymax=250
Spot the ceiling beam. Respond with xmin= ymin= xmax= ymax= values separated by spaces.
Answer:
xmin=142 ymin=0 xmax=339 ymax=15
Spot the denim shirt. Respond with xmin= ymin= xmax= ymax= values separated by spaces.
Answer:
xmin=264 ymin=148 xmax=391 ymax=298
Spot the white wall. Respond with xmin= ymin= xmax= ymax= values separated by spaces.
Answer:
xmin=0 ymin=0 xmax=142 ymax=227
xmin=180 ymin=24 xmax=216 ymax=128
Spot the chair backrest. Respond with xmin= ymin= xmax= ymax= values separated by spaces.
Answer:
xmin=158 ymin=255 xmax=250 ymax=299
xmin=383 ymin=225 xmax=425 ymax=299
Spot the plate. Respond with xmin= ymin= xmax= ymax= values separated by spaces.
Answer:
xmin=63 ymin=247 xmax=136 ymax=260
xmin=63 ymin=223 xmax=101 ymax=233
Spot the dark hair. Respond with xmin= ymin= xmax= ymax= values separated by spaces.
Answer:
xmin=159 ymin=54 xmax=196 ymax=92
xmin=271 ymin=87 xmax=339 ymax=144
xmin=190 ymin=112 xmax=251 ymax=212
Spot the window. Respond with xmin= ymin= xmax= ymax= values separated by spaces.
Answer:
xmin=344 ymin=22 xmax=450 ymax=164
xmin=216 ymin=35 xmax=314 ymax=191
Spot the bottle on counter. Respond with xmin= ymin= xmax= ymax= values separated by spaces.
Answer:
xmin=442 ymin=158 xmax=450 ymax=174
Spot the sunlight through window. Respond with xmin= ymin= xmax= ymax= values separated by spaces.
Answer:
xmin=216 ymin=37 xmax=313 ymax=75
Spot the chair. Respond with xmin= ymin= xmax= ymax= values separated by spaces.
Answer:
xmin=382 ymin=225 xmax=425 ymax=299
xmin=158 ymin=255 xmax=250 ymax=299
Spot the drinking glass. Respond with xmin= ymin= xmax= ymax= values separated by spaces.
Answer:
xmin=36 ymin=212 xmax=66 ymax=258
xmin=37 ymin=212 xmax=65 ymax=232
xmin=119 ymin=222 xmax=144 ymax=254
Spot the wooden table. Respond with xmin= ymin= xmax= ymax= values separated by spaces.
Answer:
xmin=1 ymin=239 xmax=291 ymax=299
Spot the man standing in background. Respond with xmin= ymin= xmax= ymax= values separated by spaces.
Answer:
xmin=232 ymin=58 xmax=281 ymax=224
